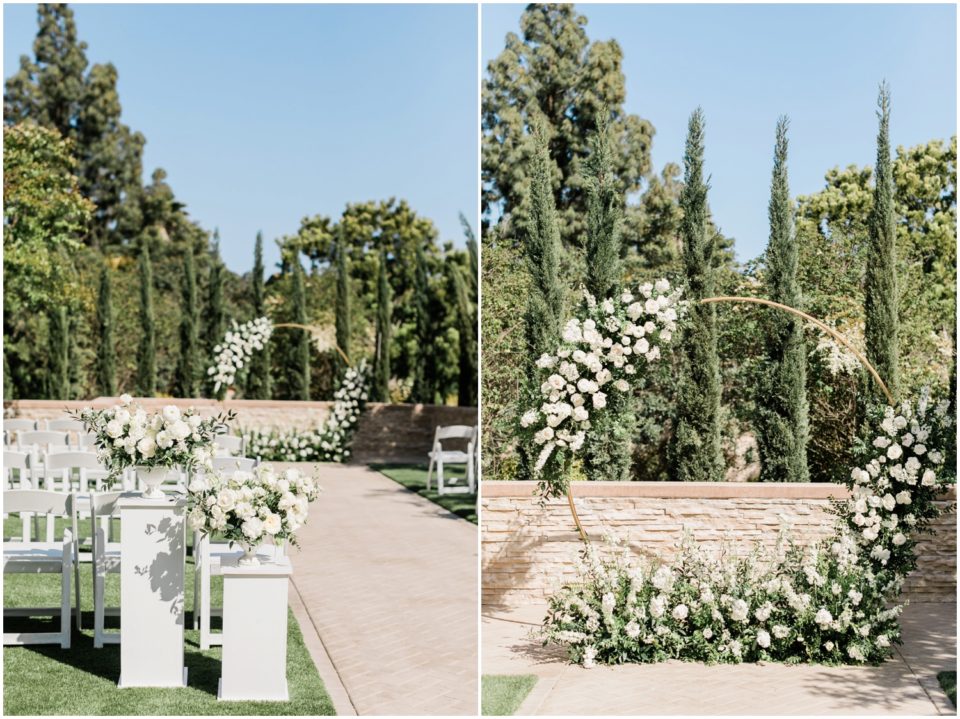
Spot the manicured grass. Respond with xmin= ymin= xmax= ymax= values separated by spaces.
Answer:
xmin=3 ymin=517 xmax=334 ymax=715
xmin=481 ymin=674 xmax=537 ymax=716
xmin=374 ymin=463 xmax=477 ymax=524
xmin=939 ymin=670 xmax=956 ymax=707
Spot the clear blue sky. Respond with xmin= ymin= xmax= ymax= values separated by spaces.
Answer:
xmin=483 ymin=3 xmax=957 ymax=261
xmin=4 ymin=3 xmax=479 ymax=273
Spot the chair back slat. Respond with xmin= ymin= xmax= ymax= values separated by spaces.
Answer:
xmin=210 ymin=456 xmax=257 ymax=473
xmin=78 ymin=432 xmax=99 ymax=449
xmin=435 ymin=425 xmax=475 ymax=441
xmin=4 ymin=450 xmax=30 ymax=471
xmin=4 ymin=419 xmax=37 ymax=433
xmin=44 ymin=451 xmax=104 ymax=471
xmin=4 ymin=489 xmax=74 ymax=517
xmin=45 ymin=418 xmax=85 ymax=432
xmin=213 ymin=435 xmax=243 ymax=456
xmin=18 ymin=430 xmax=70 ymax=449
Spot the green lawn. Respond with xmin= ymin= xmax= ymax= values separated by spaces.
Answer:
xmin=3 ymin=517 xmax=334 ymax=715
xmin=939 ymin=671 xmax=956 ymax=707
xmin=481 ymin=674 xmax=537 ymax=716
xmin=374 ymin=463 xmax=477 ymax=524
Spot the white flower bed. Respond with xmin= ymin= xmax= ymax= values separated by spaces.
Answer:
xmin=245 ymin=361 xmax=368 ymax=463
xmin=207 ymin=316 xmax=273 ymax=395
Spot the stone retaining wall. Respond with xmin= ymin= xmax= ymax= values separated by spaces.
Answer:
xmin=481 ymin=481 xmax=956 ymax=608
xmin=3 ymin=398 xmax=477 ymax=464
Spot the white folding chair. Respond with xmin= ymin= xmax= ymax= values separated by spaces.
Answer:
xmin=78 ymin=432 xmax=99 ymax=450
xmin=213 ymin=435 xmax=244 ymax=457
xmin=38 ymin=451 xmax=109 ymax=493
xmin=16 ymin=430 xmax=70 ymax=464
xmin=426 ymin=425 xmax=476 ymax=495
xmin=45 ymin=418 xmax=84 ymax=433
xmin=89 ymin=492 xmax=122 ymax=648
xmin=4 ymin=452 xmax=35 ymax=542
xmin=209 ymin=456 xmax=257 ymax=473
xmin=4 ymin=418 xmax=37 ymax=441
xmin=3 ymin=490 xmax=79 ymax=648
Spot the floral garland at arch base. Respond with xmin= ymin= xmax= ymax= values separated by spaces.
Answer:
xmin=521 ymin=279 xmax=955 ymax=667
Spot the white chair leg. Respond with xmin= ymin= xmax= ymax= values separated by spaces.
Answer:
xmin=193 ymin=532 xmax=202 ymax=630
xmin=437 ymin=460 xmax=445 ymax=496
xmin=61 ymin=562 xmax=71 ymax=649
xmin=74 ymin=551 xmax=82 ymax=631
xmin=94 ymin=572 xmax=105 ymax=649
xmin=426 ymin=455 xmax=434 ymax=492
xmin=467 ymin=457 xmax=475 ymax=494
xmin=200 ymin=542 xmax=211 ymax=650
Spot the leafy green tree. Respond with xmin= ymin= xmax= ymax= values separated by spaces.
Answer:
xmin=290 ymin=260 xmax=311 ymax=401
xmin=246 ymin=231 xmax=272 ymax=399
xmin=410 ymin=242 xmax=433 ymax=403
xmin=174 ymin=246 xmax=199 ymax=397
xmin=335 ymin=233 xmax=351 ymax=367
xmin=373 ymin=248 xmax=392 ymax=402
xmin=670 ymin=108 xmax=724 ymax=482
xmin=755 ymin=117 xmax=809 ymax=482
xmin=47 ymin=307 xmax=70 ymax=399
xmin=584 ymin=113 xmax=623 ymax=300
xmin=204 ymin=229 xmax=226 ymax=364
xmin=96 ymin=263 xmax=116 ymax=396
xmin=136 ymin=241 xmax=157 ymax=396
xmin=482 ymin=3 xmax=654 ymax=247
xmin=451 ymin=262 xmax=477 ymax=407
xmin=865 ymin=84 xmax=900 ymax=401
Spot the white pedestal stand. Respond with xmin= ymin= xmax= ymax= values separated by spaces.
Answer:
xmin=218 ymin=556 xmax=291 ymax=701
xmin=117 ymin=493 xmax=188 ymax=688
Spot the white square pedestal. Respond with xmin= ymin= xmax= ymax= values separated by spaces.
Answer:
xmin=117 ymin=493 xmax=188 ymax=688
xmin=217 ymin=557 xmax=292 ymax=702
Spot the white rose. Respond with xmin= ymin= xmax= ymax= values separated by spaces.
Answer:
xmin=162 ymin=405 xmax=181 ymax=423
xmin=814 ymin=608 xmax=833 ymax=628
xmin=120 ymin=393 xmax=133 ymax=405
xmin=241 ymin=516 xmax=264 ymax=539
xmin=756 ymin=630 xmax=771 ymax=649
xmin=216 ymin=488 xmax=237 ymax=511
xmin=886 ymin=444 xmax=903 ymax=460
xmin=136 ymin=436 xmax=157 ymax=459
xmin=672 ymin=603 xmax=689 ymax=621
xmin=262 ymin=512 xmax=282 ymax=535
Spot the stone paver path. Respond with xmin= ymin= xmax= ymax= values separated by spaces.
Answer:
xmin=483 ymin=602 xmax=956 ymax=715
xmin=282 ymin=463 xmax=477 ymax=715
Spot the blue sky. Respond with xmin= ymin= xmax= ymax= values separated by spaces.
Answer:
xmin=4 ymin=3 xmax=479 ymax=273
xmin=483 ymin=3 xmax=957 ymax=261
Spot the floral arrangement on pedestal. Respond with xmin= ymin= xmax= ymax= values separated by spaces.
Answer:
xmin=186 ymin=464 xmax=319 ymax=562
xmin=529 ymin=281 xmax=956 ymax=667
xmin=245 ymin=361 xmax=369 ymax=462
xmin=207 ymin=316 xmax=273 ymax=397
xmin=73 ymin=394 xmax=232 ymax=487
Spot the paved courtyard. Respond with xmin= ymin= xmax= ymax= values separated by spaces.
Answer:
xmin=280 ymin=463 xmax=478 ymax=716
xmin=483 ymin=602 xmax=956 ymax=715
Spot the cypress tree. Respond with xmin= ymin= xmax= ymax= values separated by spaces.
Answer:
xmin=670 ymin=108 xmax=725 ymax=482
xmin=205 ymin=229 xmax=226 ymax=358
xmin=582 ymin=113 xmax=634 ymax=481
xmin=410 ymin=243 xmax=432 ymax=403
xmin=290 ymin=259 xmax=311 ymax=401
xmin=373 ymin=247 xmax=392 ymax=402
xmin=96 ymin=263 xmax=116 ymax=396
xmin=246 ymin=231 xmax=272 ymax=399
xmin=756 ymin=117 xmax=809 ymax=482
xmin=136 ymin=240 xmax=156 ymax=396
xmin=175 ymin=246 xmax=199 ymax=397
xmin=452 ymin=263 xmax=478 ymax=407
xmin=865 ymin=83 xmax=900 ymax=402
xmin=46 ymin=307 xmax=69 ymax=399
xmin=335 ymin=233 xmax=351 ymax=369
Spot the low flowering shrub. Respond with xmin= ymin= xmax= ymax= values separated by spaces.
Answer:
xmin=244 ymin=361 xmax=368 ymax=463
xmin=541 ymin=391 xmax=955 ymax=667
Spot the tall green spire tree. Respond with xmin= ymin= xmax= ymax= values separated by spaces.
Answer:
xmin=670 ymin=108 xmax=724 ymax=482
xmin=95 ymin=263 xmax=116 ymax=396
xmin=335 ymin=233 xmax=351 ymax=369
xmin=174 ymin=245 xmax=199 ymax=397
xmin=451 ymin=262 xmax=478 ymax=407
xmin=290 ymin=259 xmax=311 ymax=401
xmin=410 ymin=242 xmax=433 ymax=403
xmin=373 ymin=247 xmax=392 ymax=403
xmin=205 ymin=229 xmax=226 ymax=360
xmin=756 ymin=117 xmax=809 ymax=482
xmin=582 ymin=113 xmax=635 ymax=481
xmin=865 ymin=83 xmax=901 ymax=402
xmin=136 ymin=240 xmax=156 ymax=396
xmin=246 ymin=231 xmax=272 ymax=399
xmin=47 ymin=307 xmax=69 ymax=399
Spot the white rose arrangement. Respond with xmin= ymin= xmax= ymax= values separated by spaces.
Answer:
xmin=207 ymin=316 xmax=273 ymax=397
xmin=72 ymin=395 xmax=233 ymax=484
xmin=186 ymin=464 xmax=319 ymax=549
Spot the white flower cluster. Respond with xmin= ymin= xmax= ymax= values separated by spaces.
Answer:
xmin=521 ymin=280 xmax=685 ymax=487
xmin=245 ymin=361 xmax=369 ymax=463
xmin=73 ymin=395 xmax=228 ymax=483
xmin=187 ymin=464 xmax=318 ymax=548
xmin=207 ymin=316 xmax=273 ymax=393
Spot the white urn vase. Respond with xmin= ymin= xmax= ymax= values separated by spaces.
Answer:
xmin=135 ymin=466 xmax=174 ymax=499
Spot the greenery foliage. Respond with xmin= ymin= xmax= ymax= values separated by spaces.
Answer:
xmin=46 ymin=306 xmax=70 ymax=399
xmin=174 ymin=246 xmax=200 ymax=397
xmin=373 ymin=248 xmax=392 ymax=403
xmin=245 ymin=231 xmax=272 ymax=400
xmin=135 ymin=240 xmax=156 ymax=396
xmin=95 ymin=263 xmax=115 ymax=396
xmin=335 ymin=234 xmax=351 ymax=367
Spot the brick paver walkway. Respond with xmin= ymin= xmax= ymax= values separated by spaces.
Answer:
xmin=483 ymin=602 xmax=956 ymax=715
xmin=281 ymin=463 xmax=478 ymax=715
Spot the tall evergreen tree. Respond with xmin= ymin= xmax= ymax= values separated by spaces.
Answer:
xmin=756 ymin=117 xmax=809 ymax=482
xmin=205 ymin=229 xmax=226 ymax=360
xmin=136 ymin=240 xmax=156 ymax=396
xmin=670 ymin=108 xmax=724 ymax=482
xmin=410 ymin=243 xmax=433 ymax=403
xmin=335 ymin=233 xmax=351 ymax=368
xmin=290 ymin=259 xmax=311 ymax=401
xmin=451 ymin=263 xmax=478 ymax=407
xmin=46 ymin=306 xmax=69 ymax=399
xmin=246 ymin=231 xmax=272 ymax=399
xmin=865 ymin=83 xmax=901 ymax=402
xmin=174 ymin=246 xmax=199 ymax=397
xmin=373 ymin=247 xmax=392 ymax=402
xmin=96 ymin=263 xmax=115 ymax=396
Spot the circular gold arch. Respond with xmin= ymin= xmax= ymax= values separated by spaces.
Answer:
xmin=564 ymin=296 xmax=894 ymax=542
